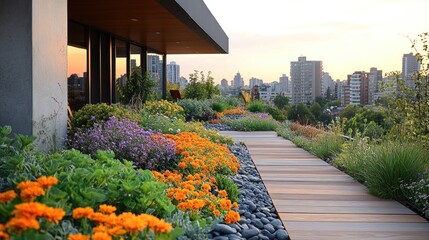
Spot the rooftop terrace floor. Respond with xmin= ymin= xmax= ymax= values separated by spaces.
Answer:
xmin=221 ymin=131 xmax=429 ymax=240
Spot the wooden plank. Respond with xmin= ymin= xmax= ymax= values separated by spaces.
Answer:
xmin=219 ymin=131 xmax=429 ymax=240
xmin=280 ymin=213 xmax=428 ymax=223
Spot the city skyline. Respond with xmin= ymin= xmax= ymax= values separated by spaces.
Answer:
xmin=169 ymin=0 xmax=429 ymax=84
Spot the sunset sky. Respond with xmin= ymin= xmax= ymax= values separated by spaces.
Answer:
xmin=169 ymin=0 xmax=429 ymax=84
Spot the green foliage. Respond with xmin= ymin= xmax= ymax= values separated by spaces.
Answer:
xmin=143 ymin=100 xmax=185 ymax=120
xmin=0 ymin=148 xmax=176 ymax=218
xmin=181 ymin=121 xmax=234 ymax=145
xmin=309 ymin=133 xmax=344 ymax=161
xmin=211 ymin=102 xmax=228 ymax=113
xmin=309 ymin=102 xmax=322 ymax=121
xmin=340 ymin=106 xmax=390 ymax=138
xmin=215 ymin=174 xmax=239 ymax=203
xmin=400 ymin=174 xmax=429 ymax=219
xmin=214 ymin=96 xmax=243 ymax=108
xmin=287 ymin=103 xmax=315 ymax=125
xmin=177 ymin=99 xmax=215 ymax=121
xmin=140 ymin=111 xmax=187 ymax=134
xmin=224 ymin=113 xmax=279 ymax=131
xmin=246 ymin=100 xmax=266 ymax=112
xmin=273 ymin=94 xmax=289 ymax=110
xmin=339 ymin=105 xmax=361 ymax=120
xmin=70 ymin=103 xmax=140 ymax=132
xmin=184 ymin=70 xmax=220 ymax=100
xmin=364 ymin=142 xmax=429 ymax=199
xmin=117 ymin=68 xmax=157 ymax=107
xmin=265 ymin=106 xmax=287 ymax=121
xmin=384 ymin=34 xmax=429 ymax=146
xmin=166 ymin=211 xmax=216 ymax=240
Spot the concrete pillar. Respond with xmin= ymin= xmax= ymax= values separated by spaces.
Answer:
xmin=0 ymin=0 xmax=68 ymax=151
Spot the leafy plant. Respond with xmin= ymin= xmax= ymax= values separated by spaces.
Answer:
xmin=246 ymin=100 xmax=266 ymax=112
xmin=181 ymin=121 xmax=233 ymax=145
xmin=273 ymin=94 xmax=289 ymax=110
xmin=265 ymin=105 xmax=287 ymax=121
xmin=224 ymin=113 xmax=278 ymax=131
xmin=211 ymin=102 xmax=228 ymax=113
xmin=140 ymin=111 xmax=186 ymax=134
xmin=177 ymin=99 xmax=215 ymax=121
xmin=68 ymin=117 xmax=177 ymax=171
xmin=287 ymin=103 xmax=315 ymax=125
xmin=143 ymin=100 xmax=185 ymax=120
xmin=184 ymin=70 xmax=219 ymax=100
xmin=117 ymin=68 xmax=157 ymax=107
xmin=215 ymin=175 xmax=239 ymax=203
xmin=69 ymin=103 xmax=140 ymax=132
xmin=401 ymin=174 xmax=429 ymax=219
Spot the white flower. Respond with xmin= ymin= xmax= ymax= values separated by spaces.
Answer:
xmin=168 ymin=128 xmax=173 ymax=132
xmin=176 ymin=129 xmax=181 ymax=133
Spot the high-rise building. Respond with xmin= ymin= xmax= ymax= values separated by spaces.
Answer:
xmin=249 ymin=77 xmax=263 ymax=89
xmin=166 ymin=61 xmax=180 ymax=84
xmin=148 ymin=55 xmax=162 ymax=81
xmin=348 ymin=71 xmax=369 ymax=105
xmin=279 ymin=74 xmax=289 ymax=92
xmin=322 ymin=72 xmax=334 ymax=98
xmin=290 ymin=56 xmax=322 ymax=104
xmin=334 ymin=80 xmax=344 ymax=103
xmin=368 ymin=67 xmax=382 ymax=103
xmin=402 ymin=53 xmax=420 ymax=89
xmin=233 ymin=72 xmax=244 ymax=88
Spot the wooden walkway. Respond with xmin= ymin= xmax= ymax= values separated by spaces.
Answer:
xmin=221 ymin=131 xmax=429 ymax=240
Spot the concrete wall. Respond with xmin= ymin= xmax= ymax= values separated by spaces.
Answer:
xmin=0 ymin=0 xmax=68 ymax=151
xmin=32 ymin=0 xmax=68 ymax=150
xmin=0 ymin=0 xmax=33 ymax=135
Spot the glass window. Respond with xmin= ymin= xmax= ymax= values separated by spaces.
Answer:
xmin=115 ymin=40 xmax=127 ymax=102
xmin=68 ymin=22 xmax=88 ymax=111
xmin=147 ymin=52 xmax=163 ymax=99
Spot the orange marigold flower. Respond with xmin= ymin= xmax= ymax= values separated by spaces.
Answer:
xmin=117 ymin=212 xmax=147 ymax=235
xmin=92 ymin=231 xmax=112 ymax=240
xmin=6 ymin=217 xmax=40 ymax=232
xmin=219 ymin=198 xmax=232 ymax=211
xmin=233 ymin=202 xmax=239 ymax=209
xmin=41 ymin=206 xmax=65 ymax=224
xmin=98 ymin=204 xmax=117 ymax=214
xmin=201 ymin=184 xmax=211 ymax=192
xmin=224 ymin=210 xmax=240 ymax=224
xmin=68 ymin=233 xmax=90 ymax=240
xmin=20 ymin=185 xmax=45 ymax=202
xmin=178 ymin=162 xmax=187 ymax=169
xmin=37 ymin=176 xmax=58 ymax=189
xmin=218 ymin=190 xmax=228 ymax=198
xmin=174 ymin=191 xmax=187 ymax=201
xmin=72 ymin=207 xmax=94 ymax=219
xmin=93 ymin=224 xmax=109 ymax=233
xmin=213 ymin=209 xmax=221 ymax=216
xmin=0 ymin=190 xmax=17 ymax=203
xmin=89 ymin=212 xmax=109 ymax=223
xmin=12 ymin=202 xmax=47 ymax=218
xmin=107 ymin=226 xmax=127 ymax=236
xmin=16 ymin=181 xmax=40 ymax=190
xmin=0 ymin=231 xmax=9 ymax=239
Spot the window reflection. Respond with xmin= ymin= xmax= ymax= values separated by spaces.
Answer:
xmin=148 ymin=52 xmax=163 ymax=99
xmin=68 ymin=22 xmax=88 ymax=111
xmin=115 ymin=40 xmax=127 ymax=102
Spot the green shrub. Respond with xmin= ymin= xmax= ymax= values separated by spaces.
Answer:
xmin=265 ymin=106 xmax=287 ymax=121
xmin=177 ymin=99 xmax=215 ymax=121
xmin=225 ymin=113 xmax=278 ymax=131
xmin=246 ymin=100 xmax=266 ymax=112
xmin=215 ymin=174 xmax=239 ymax=203
xmin=211 ymin=102 xmax=228 ymax=113
xmin=182 ymin=121 xmax=234 ymax=145
xmin=140 ymin=110 xmax=187 ymax=134
xmin=117 ymin=68 xmax=157 ymax=106
xmin=70 ymin=103 xmax=140 ymax=132
xmin=143 ymin=100 xmax=185 ymax=120
xmin=365 ymin=141 xmax=429 ymax=199
xmin=333 ymin=138 xmax=371 ymax=183
xmin=310 ymin=133 xmax=344 ymax=161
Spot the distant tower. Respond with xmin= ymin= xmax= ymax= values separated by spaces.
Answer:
xmin=348 ymin=71 xmax=369 ymax=105
xmin=233 ymin=72 xmax=244 ymax=88
xmin=290 ymin=56 xmax=323 ymax=104
xmin=402 ymin=53 xmax=420 ymax=89
xmin=166 ymin=61 xmax=180 ymax=84
xmin=279 ymin=74 xmax=289 ymax=92
xmin=220 ymin=78 xmax=229 ymax=88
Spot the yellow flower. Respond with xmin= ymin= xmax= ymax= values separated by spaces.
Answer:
xmin=0 ymin=190 xmax=17 ymax=204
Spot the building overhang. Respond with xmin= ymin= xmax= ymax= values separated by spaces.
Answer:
xmin=68 ymin=0 xmax=228 ymax=54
